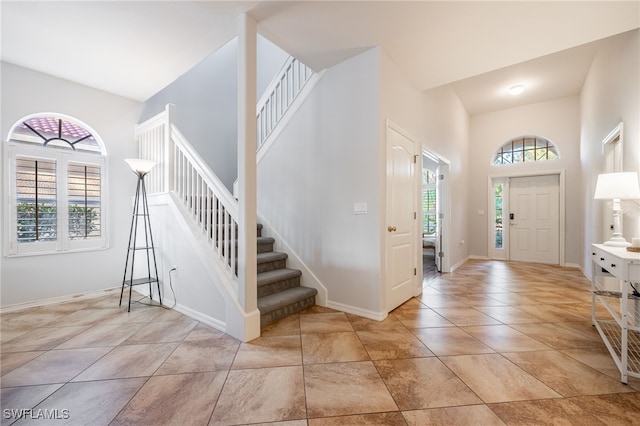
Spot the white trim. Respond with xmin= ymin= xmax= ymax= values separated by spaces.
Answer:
xmin=326 ymin=300 xmax=387 ymax=321
xmin=5 ymin=143 xmax=108 ymax=257
xmin=451 ymin=255 xmax=473 ymax=271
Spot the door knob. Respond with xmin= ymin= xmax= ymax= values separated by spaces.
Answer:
xmin=388 ymin=226 xmax=397 ymax=232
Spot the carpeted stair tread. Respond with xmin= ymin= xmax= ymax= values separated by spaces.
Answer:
xmin=258 ymin=268 xmax=302 ymax=287
xmin=257 ymin=286 xmax=318 ymax=314
xmin=257 ymin=236 xmax=275 ymax=245
xmin=257 ymin=251 xmax=288 ymax=264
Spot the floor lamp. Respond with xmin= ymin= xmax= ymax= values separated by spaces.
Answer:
xmin=120 ymin=158 xmax=162 ymax=312
xmin=594 ymin=172 xmax=640 ymax=247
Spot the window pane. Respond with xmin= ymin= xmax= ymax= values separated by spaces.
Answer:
xmin=494 ymin=183 xmax=503 ymax=249
xmin=68 ymin=163 xmax=101 ymax=239
xmin=493 ymin=136 xmax=559 ymax=166
xmin=16 ymin=157 xmax=57 ymax=242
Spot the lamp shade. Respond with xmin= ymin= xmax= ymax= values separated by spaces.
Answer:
xmin=594 ymin=172 xmax=640 ymax=200
xmin=124 ymin=158 xmax=157 ymax=175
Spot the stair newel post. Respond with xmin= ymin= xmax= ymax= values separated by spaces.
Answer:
xmin=236 ymin=13 xmax=260 ymax=341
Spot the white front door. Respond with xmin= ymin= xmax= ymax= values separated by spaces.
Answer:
xmin=386 ymin=124 xmax=417 ymax=311
xmin=509 ymin=175 xmax=559 ymax=264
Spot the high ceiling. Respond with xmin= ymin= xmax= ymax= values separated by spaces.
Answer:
xmin=2 ymin=1 xmax=639 ymax=114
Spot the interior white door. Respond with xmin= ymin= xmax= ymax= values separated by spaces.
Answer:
xmin=509 ymin=175 xmax=559 ymax=264
xmin=387 ymin=125 xmax=417 ymax=311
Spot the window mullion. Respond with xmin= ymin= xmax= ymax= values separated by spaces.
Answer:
xmin=58 ymin=155 xmax=69 ymax=252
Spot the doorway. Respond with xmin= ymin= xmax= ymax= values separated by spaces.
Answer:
xmin=422 ymin=148 xmax=451 ymax=283
xmin=489 ymin=171 xmax=566 ymax=265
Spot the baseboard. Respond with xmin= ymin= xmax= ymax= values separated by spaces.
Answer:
xmin=172 ymin=303 xmax=226 ymax=334
xmin=326 ymin=300 xmax=387 ymax=321
xmin=0 ymin=287 xmax=121 ymax=313
xmin=451 ymin=256 xmax=474 ymax=271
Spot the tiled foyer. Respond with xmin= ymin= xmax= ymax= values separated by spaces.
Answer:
xmin=1 ymin=260 xmax=639 ymax=425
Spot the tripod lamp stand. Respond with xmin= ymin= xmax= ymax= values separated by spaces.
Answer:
xmin=120 ymin=158 xmax=162 ymax=311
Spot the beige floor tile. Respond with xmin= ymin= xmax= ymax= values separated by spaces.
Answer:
xmin=431 ymin=307 xmax=502 ymax=327
xmin=261 ymin=314 xmax=301 ymax=337
xmin=391 ymin=308 xmax=454 ymax=328
xmin=210 ymin=366 xmax=306 ymax=425
xmin=113 ymin=372 xmax=226 ymax=426
xmin=0 ymin=352 xmax=45 ymax=376
xmin=346 ymin=313 xmax=406 ymax=331
xmin=412 ymin=327 xmax=495 ymax=356
xmin=232 ymin=335 xmax=302 ymax=369
xmin=123 ymin=317 xmax=197 ymax=344
xmin=0 ymin=384 xmax=63 ymax=426
xmin=25 ymin=378 xmax=146 ymax=426
xmin=510 ymin=322 xmax=604 ymax=349
xmin=50 ymin=308 xmax=119 ymax=326
xmin=308 ymin=412 xmax=406 ymax=425
xmin=72 ymin=343 xmax=177 ymax=381
xmin=516 ymin=304 xmax=587 ymax=322
xmin=402 ymin=405 xmax=507 ymax=426
xmin=55 ymin=322 xmax=144 ymax=349
xmin=418 ymin=292 xmax=469 ymax=309
xmin=357 ymin=328 xmax=434 ymax=360
xmin=375 ymin=357 xmax=482 ymax=410
xmin=560 ymin=347 xmax=640 ymax=389
xmin=448 ymin=294 xmax=507 ymax=307
xmin=440 ymin=353 xmax=561 ymax=403
xmin=1 ymin=326 xmax=89 ymax=352
xmin=1 ymin=347 xmax=111 ymax=387
xmin=462 ymin=324 xmax=551 ymax=352
xmin=156 ymin=325 xmax=240 ymax=375
xmin=302 ymin=332 xmax=369 ymax=364
xmin=391 ymin=298 xmax=428 ymax=312
xmin=503 ymin=350 xmax=633 ymax=397
xmin=488 ymin=394 xmax=640 ymax=426
xmin=299 ymin=313 xmax=354 ymax=334
xmin=304 ymin=361 xmax=397 ymax=418
xmin=100 ymin=304 xmax=164 ymax=324
xmin=474 ymin=306 xmax=545 ymax=324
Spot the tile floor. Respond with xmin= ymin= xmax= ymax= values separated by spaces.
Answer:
xmin=2 ymin=260 xmax=640 ymax=425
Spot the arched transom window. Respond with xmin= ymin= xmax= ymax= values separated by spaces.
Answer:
xmin=493 ymin=136 xmax=559 ymax=165
xmin=5 ymin=113 xmax=107 ymax=256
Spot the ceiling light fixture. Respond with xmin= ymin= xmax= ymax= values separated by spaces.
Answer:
xmin=509 ymin=85 xmax=524 ymax=96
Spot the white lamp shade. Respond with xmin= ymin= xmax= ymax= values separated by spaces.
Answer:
xmin=594 ymin=172 xmax=640 ymax=200
xmin=124 ymin=158 xmax=157 ymax=175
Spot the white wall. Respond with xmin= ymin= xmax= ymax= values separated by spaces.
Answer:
xmin=1 ymin=62 xmax=141 ymax=307
xmin=258 ymin=48 xmax=383 ymax=316
xmin=421 ymin=86 xmax=471 ymax=269
xmin=379 ymin=47 xmax=471 ymax=279
xmin=468 ymin=96 xmax=582 ymax=265
xmin=140 ymin=38 xmax=239 ymax=191
xmin=581 ymin=29 xmax=640 ymax=272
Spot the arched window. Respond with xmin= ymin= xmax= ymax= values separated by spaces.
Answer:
xmin=493 ymin=136 xmax=559 ymax=165
xmin=5 ymin=113 xmax=108 ymax=255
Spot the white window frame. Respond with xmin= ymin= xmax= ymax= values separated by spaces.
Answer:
xmin=4 ymin=116 xmax=109 ymax=257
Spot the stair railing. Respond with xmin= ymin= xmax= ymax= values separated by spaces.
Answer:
xmin=256 ymin=56 xmax=314 ymax=150
xmin=135 ymin=105 xmax=239 ymax=284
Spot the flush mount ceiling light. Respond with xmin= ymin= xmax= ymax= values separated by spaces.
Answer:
xmin=509 ymin=84 xmax=524 ymax=96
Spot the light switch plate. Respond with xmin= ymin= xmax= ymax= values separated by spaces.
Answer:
xmin=354 ymin=202 xmax=368 ymax=215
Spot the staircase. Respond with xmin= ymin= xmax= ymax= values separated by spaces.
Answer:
xmin=256 ymin=224 xmax=317 ymax=326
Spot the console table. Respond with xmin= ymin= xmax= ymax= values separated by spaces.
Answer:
xmin=591 ymin=244 xmax=640 ymax=384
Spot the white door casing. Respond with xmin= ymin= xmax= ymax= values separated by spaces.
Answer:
xmin=386 ymin=123 xmax=418 ymax=311
xmin=509 ymin=175 xmax=560 ymax=264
